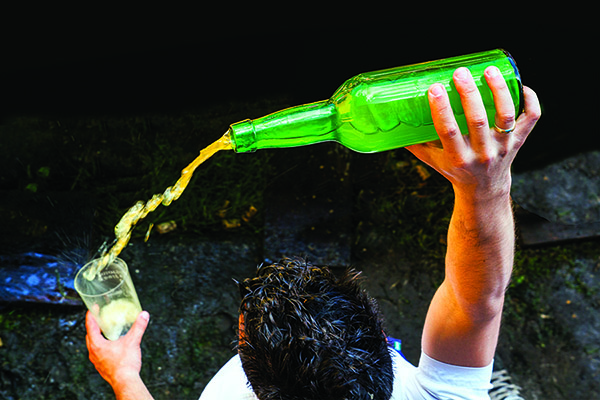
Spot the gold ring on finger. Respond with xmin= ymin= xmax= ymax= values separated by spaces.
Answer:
xmin=494 ymin=121 xmax=516 ymax=134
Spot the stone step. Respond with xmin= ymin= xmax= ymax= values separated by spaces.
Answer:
xmin=262 ymin=144 xmax=352 ymax=267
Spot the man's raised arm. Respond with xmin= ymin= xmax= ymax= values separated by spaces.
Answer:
xmin=406 ymin=66 xmax=541 ymax=367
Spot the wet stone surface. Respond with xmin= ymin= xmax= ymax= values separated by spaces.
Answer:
xmin=513 ymin=151 xmax=600 ymax=226
xmin=512 ymin=150 xmax=600 ymax=245
xmin=494 ymin=252 xmax=600 ymax=400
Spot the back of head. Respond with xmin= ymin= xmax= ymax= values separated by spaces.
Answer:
xmin=237 ymin=256 xmax=393 ymax=400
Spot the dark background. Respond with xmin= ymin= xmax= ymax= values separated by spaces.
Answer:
xmin=2 ymin=20 xmax=595 ymax=172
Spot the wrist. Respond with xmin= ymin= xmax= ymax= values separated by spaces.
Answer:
xmin=110 ymin=369 xmax=141 ymax=391
xmin=111 ymin=371 xmax=154 ymax=400
xmin=451 ymin=185 xmax=514 ymax=237
xmin=452 ymin=179 xmax=512 ymax=205
xmin=453 ymin=188 xmax=512 ymax=206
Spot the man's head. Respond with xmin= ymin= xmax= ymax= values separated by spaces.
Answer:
xmin=237 ymin=256 xmax=393 ymax=400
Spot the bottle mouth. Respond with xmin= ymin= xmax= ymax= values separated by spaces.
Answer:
xmin=228 ymin=120 xmax=257 ymax=153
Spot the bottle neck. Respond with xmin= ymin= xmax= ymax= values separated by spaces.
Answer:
xmin=229 ymin=100 xmax=337 ymax=153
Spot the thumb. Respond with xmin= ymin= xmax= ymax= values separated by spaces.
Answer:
xmin=125 ymin=310 xmax=150 ymax=345
xmin=405 ymin=143 xmax=439 ymax=170
xmin=86 ymin=310 xmax=105 ymax=342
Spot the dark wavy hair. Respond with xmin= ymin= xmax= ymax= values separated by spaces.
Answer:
xmin=236 ymin=256 xmax=393 ymax=400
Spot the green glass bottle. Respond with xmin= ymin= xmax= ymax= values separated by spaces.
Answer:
xmin=228 ymin=49 xmax=523 ymax=153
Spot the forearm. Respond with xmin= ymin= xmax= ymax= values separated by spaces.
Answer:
xmin=445 ymin=189 xmax=515 ymax=319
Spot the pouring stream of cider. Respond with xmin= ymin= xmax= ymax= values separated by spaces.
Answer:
xmin=83 ymin=131 xmax=233 ymax=280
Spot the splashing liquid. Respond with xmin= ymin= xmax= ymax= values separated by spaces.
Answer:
xmin=84 ymin=132 xmax=233 ymax=280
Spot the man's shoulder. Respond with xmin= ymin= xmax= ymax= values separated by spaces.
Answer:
xmin=199 ymin=355 xmax=257 ymax=400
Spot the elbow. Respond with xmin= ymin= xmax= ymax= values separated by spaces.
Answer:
xmin=460 ymin=291 xmax=506 ymax=323
xmin=441 ymin=279 xmax=508 ymax=323
xmin=453 ymin=269 xmax=512 ymax=323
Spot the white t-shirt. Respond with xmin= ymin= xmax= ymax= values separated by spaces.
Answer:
xmin=199 ymin=349 xmax=493 ymax=400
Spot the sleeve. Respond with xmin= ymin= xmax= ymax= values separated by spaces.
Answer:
xmin=199 ymin=355 xmax=258 ymax=400
xmin=414 ymin=351 xmax=494 ymax=400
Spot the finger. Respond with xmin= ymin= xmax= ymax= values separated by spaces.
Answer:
xmin=513 ymin=86 xmax=542 ymax=144
xmin=428 ymin=83 xmax=466 ymax=155
xmin=125 ymin=311 xmax=150 ymax=346
xmin=453 ymin=67 xmax=489 ymax=151
xmin=484 ymin=66 xmax=516 ymax=132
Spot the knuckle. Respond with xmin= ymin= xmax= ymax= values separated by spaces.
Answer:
xmin=497 ymin=111 xmax=515 ymax=123
xmin=468 ymin=115 xmax=488 ymax=130
xmin=439 ymin=124 xmax=461 ymax=138
xmin=452 ymin=158 xmax=470 ymax=170
xmin=496 ymin=112 xmax=516 ymax=129
xmin=451 ymin=152 xmax=478 ymax=171
xmin=530 ymin=107 xmax=542 ymax=122
xmin=476 ymin=152 xmax=494 ymax=166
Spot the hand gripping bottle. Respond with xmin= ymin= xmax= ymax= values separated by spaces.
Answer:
xmin=228 ymin=49 xmax=523 ymax=153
